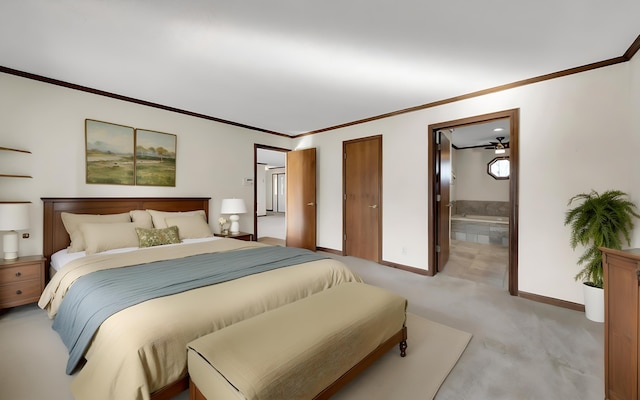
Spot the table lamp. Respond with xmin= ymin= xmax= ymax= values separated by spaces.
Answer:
xmin=0 ymin=202 xmax=30 ymax=260
xmin=220 ymin=198 xmax=247 ymax=234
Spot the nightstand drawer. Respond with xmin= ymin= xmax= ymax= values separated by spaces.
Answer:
xmin=0 ymin=263 xmax=41 ymax=284
xmin=0 ymin=280 xmax=42 ymax=307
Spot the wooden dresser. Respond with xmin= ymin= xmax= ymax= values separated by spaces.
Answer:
xmin=601 ymin=247 xmax=640 ymax=400
xmin=0 ymin=255 xmax=45 ymax=309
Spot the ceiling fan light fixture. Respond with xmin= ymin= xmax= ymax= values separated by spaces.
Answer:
xmin=486 ymin=136 xmax=507 ymax=154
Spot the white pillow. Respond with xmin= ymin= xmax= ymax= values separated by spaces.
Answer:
xmin=130 ymin=210 xmax=153 ymax=229
xmin=147 ymin=209 xmax=207 ymax=229
xmin=80 ymin=222 xmax=139 ymax=255
xmin=164 ymin=214 xmax=213 ymax=239
xmin=61 ymin=212 xmax=131 ymax=253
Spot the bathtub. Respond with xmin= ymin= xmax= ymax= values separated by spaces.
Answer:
xmin=450 ymin=214 xmax=509 ymax=246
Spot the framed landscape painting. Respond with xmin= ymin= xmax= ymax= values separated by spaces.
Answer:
xmin=135 ymin=129 xmax=177 ymax=187
xmin=85 ymin=119 xmax=135 ymax=185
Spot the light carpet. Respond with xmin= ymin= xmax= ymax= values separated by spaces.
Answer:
xmin=332 ymin=312 xmax=472 ymax=400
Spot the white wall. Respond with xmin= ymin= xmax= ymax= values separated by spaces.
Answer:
xmin=0 ymin=72 xmax=290 ymax=257
xmin=452 ymin=147 xmax=510 ymax=202
xmin=296 ymin=60 xmax=638 ymax=305
xmin=2 ymin=55 xmax=637 ymax=306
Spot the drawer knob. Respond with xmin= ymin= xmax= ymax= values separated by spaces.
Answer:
xmin=16 ymin=290 xmax=22 ymax=295
xmin=15 ymin=272 xmax=22 ymax=277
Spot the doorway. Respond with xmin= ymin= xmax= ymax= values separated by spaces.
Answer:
xmin=428 ymin=109 xmax=519 ymax=295
xmin=254 ymin=145 xmax=288 ymax=245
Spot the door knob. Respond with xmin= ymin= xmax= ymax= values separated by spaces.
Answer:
xmin=307 ymin=202 xmax=315 ymax=206
xmin=369 ymin=205 xmax=378 ymax=208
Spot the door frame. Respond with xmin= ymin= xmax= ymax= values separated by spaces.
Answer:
xmin=342 ymin=135 xmax=383 ymax=262
xmin=427 ymin=108 xmax=520 ymax=295
xmin=253 ymin=144 xmax=290 ymax=241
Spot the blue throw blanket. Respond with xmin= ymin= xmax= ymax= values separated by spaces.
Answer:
xmin=53 ymin=246 xmax=327 ymax=374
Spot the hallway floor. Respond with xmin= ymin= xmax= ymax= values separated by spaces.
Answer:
xmin=442 ymin=240 xmax=509 ymax=290
xmin=257 ymin=211 xmax=285 ymax=240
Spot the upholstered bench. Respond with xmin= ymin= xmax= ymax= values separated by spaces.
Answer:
xmin=187 ymin=282 xmax=408 ymax=400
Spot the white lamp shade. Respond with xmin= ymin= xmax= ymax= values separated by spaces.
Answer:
xmin=220 ymin=198 xmax=247 ymax=215
xmin=0 ymin=202 xmax=30 ymax=231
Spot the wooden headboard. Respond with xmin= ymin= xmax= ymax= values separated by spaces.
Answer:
xmin=42 ymin=197 xmax=210 ymax=270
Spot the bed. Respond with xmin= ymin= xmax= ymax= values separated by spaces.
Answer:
xmin=39 ymin=197 xmax=362 ymax=400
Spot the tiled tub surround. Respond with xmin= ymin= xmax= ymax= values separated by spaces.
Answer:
xmin=452 ymin=200 xmax=509 ymax=217
xmin=451 ymin=213 xmax=509 ymax=247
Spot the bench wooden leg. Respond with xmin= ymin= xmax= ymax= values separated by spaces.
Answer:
xmin=399 ymin=325 xmax=408 ymax=357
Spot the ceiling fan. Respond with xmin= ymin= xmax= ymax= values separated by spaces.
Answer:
xmin=485 ymin=137 xmax=509 ymax=154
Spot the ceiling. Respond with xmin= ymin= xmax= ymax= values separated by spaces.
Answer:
xmin=257 ymin=148 xmax=286 ymax=168
xmin=1 ymin=1 xmax=638 ymax=139
xmin=448 ymin=119 xmax=510 ymax=149
xmin=257 ymin=120 xmax=511 ymax=166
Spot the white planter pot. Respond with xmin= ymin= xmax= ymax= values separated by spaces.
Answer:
xmin=583 ymin=283 xmax=604 ymax=323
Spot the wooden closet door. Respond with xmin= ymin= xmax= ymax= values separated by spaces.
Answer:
xmin=603 ymin=249 xmax=640 ymax=400
xmin=343 ymin=136 xmax=381 ymax=263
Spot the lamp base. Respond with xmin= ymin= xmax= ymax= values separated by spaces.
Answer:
xmin=229 ymin=215 xmax=240 ymax=234
xmin=3 ymin=230 xmax=19 ymax=260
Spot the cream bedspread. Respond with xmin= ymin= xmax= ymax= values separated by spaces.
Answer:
xmin=38 ymin=239 xmax=362 ymax=400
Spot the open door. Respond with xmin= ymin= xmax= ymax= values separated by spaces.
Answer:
xmin=436 ymin=131 xmax=451 ymax=272
xmin=286 ymin=148 xmax=316 ymax=250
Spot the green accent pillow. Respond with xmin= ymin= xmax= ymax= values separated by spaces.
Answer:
xmin=135 ymin=226 xmax=181 ymax=248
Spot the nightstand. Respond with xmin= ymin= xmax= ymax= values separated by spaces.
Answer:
xmin=0 ymin=255 xmax=46 ymax=309
xmin=214 ymin=231 xmax=254 ymax=241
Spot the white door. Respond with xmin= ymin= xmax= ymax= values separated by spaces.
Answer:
xmin=277 ymin=173 xmax=286 ymax=212
xmin=256 ymin=166 xmax=266 ymax=216
xmin=272 ymin=174 xmax=278 ymax=212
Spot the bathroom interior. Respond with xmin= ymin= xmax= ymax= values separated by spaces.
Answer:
xmin=443 ymin=120 xmax=510 ymax=290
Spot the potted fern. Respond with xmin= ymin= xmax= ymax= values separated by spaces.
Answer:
xmin=564 ymin=190 xmax=639 ymax=322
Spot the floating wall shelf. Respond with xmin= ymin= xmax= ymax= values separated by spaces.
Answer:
xmin=0 ymin=146 xmax=31 ymax=154
xmin=1 ymin=146 xmax=33 ymax=178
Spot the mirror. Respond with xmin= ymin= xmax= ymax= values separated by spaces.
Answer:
xmin=487 ymin=156 xmax=509 ymax=180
